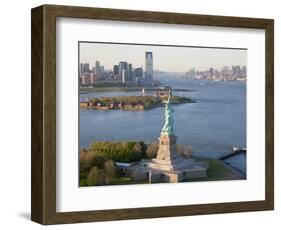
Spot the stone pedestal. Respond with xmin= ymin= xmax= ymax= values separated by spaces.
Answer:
xmin=127 ymin=96 xmax=208 ymax=183
xmin=156 ymin=133 xmax=178 ymax=163
xmin=128 ymin=131 xmax=208 ymax=183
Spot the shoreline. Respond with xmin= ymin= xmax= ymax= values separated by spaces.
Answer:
xmin=80 ymin=87 xmax=195 ymax=93
xmin=80 ymin=101 xmax=195 ymax=111
xmin=80 ymin=95 xmax=195 ymax=111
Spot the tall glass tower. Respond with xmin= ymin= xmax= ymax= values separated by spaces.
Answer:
xmin=145 ymin=52 xmax=153 ymax=85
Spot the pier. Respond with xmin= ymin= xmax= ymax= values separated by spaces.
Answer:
xmin=216 ymin=148 xmax=246 ymax=178
xmin=216 ymin=148 xmax=246 ymax=160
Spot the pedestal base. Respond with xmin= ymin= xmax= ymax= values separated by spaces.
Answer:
xmin=129 ymin=157 xmax=208 ymax=183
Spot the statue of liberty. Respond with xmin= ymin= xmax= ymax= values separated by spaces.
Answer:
xmin=161 ymin=90 xmax=174 ymax=135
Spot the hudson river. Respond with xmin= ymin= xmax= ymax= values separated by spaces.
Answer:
xmin=80 ymin=77 xmax=246 ymax=159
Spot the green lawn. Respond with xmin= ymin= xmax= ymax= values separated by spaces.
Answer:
xmin=109 ymin=176 xmax=148 ymax=185
xmin=79 ymin=174 xmax=148 ymax=186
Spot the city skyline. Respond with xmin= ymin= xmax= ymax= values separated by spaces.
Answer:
xmin=79 ymin=42 xmax=247 ymax=72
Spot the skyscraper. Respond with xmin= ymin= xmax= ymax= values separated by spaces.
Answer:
xmin=82 ymin=63 xmax=90 ymax=74
xmin=118 ymin=61 xmax=128 ymax=82
xmin=134 ymin=67 xmax=143 ymax=79
xmin=145 ymin=52 xmax=153 ymax=85
xmin=113 ymin=65 xmax=119 ymax=76
xmin=128 ymin=63 xmax=133 ymax=81
xmin=232 ymin=65 xmax=241 ymax=76
xmin=121 ymin=69 xmax=127 ymax=83
xmin=95 ymin=61 xmax=101 ymax=79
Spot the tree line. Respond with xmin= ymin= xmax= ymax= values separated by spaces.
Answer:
xmin=79 ymin=141 xmax=192 ymax=186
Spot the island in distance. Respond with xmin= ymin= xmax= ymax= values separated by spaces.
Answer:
xmin=80 ymin=89 xmax=194 ymax=111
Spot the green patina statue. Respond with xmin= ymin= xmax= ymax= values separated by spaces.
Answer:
xmin=161 ymin=91 xmax=174 ymax=135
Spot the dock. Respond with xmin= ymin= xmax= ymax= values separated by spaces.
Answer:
xmin=216 ymin=148 xmax=246 ymax=160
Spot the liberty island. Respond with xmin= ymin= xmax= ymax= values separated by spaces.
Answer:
xmin=127 ymin=91 xmax=208 ymax=183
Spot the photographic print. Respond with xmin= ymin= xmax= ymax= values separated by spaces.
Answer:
xmin=79 ymin=42 xmax=247 ymax=187
xmin=31 ymin=5 xmax=274 ymax=224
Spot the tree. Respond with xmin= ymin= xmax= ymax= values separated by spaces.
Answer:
xmin=177 ymin=144 xmax=192 ymax=159
xmin=183 ymin=145 xmax=192 ymax=158
xmin=89 ymin=141 xmax=145 ymax=162
xmin=133 ymin=142 xmax=143 ymax=159
xmin=87 ymin=167 xmax=103 ymax=186
xmin=176 ymin=144 xmax=185 ymax=156
xmin=80 ymin=149 xmax=96 ymax=172
xmin=90 ymin=154 xmax=107 ymax=169
xmin=104 ymin=160 xmax=116 ymax=185
xmin=90 ymin=98 xmax=100 ymax=105
xmin=145 ymin=142 xmax=159 ymax=159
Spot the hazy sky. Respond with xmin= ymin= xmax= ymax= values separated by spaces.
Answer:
xmin=79 ymin=42 xmax=247 ymax=72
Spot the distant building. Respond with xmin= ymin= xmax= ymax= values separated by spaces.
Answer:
xmin=232 ymin=65 xmax=241 ymax=76
xmin=113 ymin=65 xmax=119 ymax=76
xmin=122 ymin=69 xmax=127 ymax=83
xmin=145 ymin=52 xmax=153 ymax=85
xmin=80 ymin=63 xmax=83 ymax=75
xmin=119 ymin=61 xmax=128 ymax=81
xmin=221 ymin=66 xmax=230 ymax=76
xmin=188 ymin=68 xmax=196 ymax=78
xmin=134 ymin=67 xmax=143 ymax=79
xmin=134 ymin=67 xmax=143 ymax=85
xmin=183 ymin=65 xmax=246 ymax=81
xmin=128 ymin=63 xmax=133 ymax=81
xmin=242 ymin=66 xmax=247 ymax=77
xmin=95 ymin=61 xmax=101 ymax=79
xmin=100 ymin=66 xmax=104 ymax=74
xmin=90 ymin=73 xmax=97 ymax=84
xmin=80 ymin=72 xmax=91 ymax=85
xmin=80 ymin=76 xmax=85 ymax=85
xmin=82 ymin=63 xmax=90 ymax=74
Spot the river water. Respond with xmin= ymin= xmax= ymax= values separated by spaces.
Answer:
xmin=79 ymin=77 xmax=246 ymax=159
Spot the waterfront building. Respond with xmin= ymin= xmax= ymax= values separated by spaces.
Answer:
xmin=135 ymin=70 xmax=144 ymax=85
xmin=80 ymin=72 xmax=91 ymax=85
xmin=95 ymin=61 xmax=101 ymax=79
xmin=145 ymin=52 xmax=153 ymax=85
xmin=134 ymin=67 xmax=143 ymax=78
xmin=187 ymin=68 xmax=196 ymax=78
xmin=232 ymin=65 xmax=241 ymax=76
xmin=119 ymin=61 xmax=128 ymax=81
xmin=121 ymin=69 xmax=127 ymax=83
xmin=113 ymin=65 xmax=119 ymax=76
xmin=82 ymin=63 xmax=90 ymax=74
xmin=90 ymin=73 xmax=97 ymax=84
xmin=128 ymin=63 xmax=133 ymax=81
xmin=221 ymin=66 xmax=230 ymax=77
